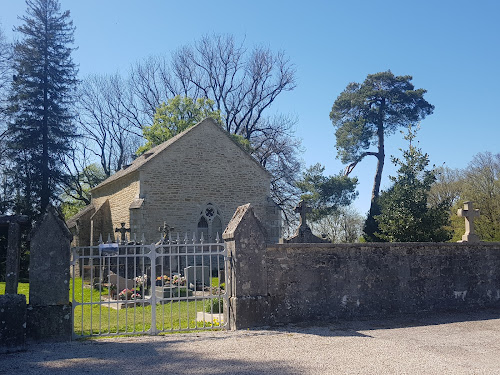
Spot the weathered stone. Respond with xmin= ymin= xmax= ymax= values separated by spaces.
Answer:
xmin=283 ymin=200 xmax=329 ymax=244
xmin=457 ymin=201 xmax=481 ymax=242
xmin=184 ymin=265 xmax=210 ymax=287
xmin=264 ymin=242 xmax=500 ymax=325
xmin=5 ymin=221 xmax=21 ymax=295
xmin=29 ymin=206 xmax=72 ymax=307
xmin=0 ymin=215 xmax=29 ymax=295
xmin=0 ymin=294 xmax=26 ymax=353
xmin=27 ymin=304 xmax=72 ymax=342
xmin=67 ymin=118 xmax=282 ymax=246
xmin=223 ymin=204 xmax=270 ymax=329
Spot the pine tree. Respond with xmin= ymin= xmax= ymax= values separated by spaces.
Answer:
xmin=7 ymin=0 xmax=78 ymax=216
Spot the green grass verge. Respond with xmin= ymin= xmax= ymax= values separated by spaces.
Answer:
xmin=0 ymin=282 xmax=30 ymax=303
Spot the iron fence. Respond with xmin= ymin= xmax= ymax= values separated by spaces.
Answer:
xmin=71 ymin=234 xmax=227 ymax=338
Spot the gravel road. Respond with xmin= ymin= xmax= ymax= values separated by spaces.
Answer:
xmin=2 ymin=309 xmax=500 ymax=374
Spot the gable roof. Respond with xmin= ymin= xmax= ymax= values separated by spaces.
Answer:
xmin=92 ymin=117 xmax=270 ymax=192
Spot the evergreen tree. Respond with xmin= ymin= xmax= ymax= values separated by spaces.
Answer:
xmin=330 ymin=71 xmax=434 ymax=241
xmin=296 ymin=163 xmax=358 ymax=222
xmin=7 ymin=0 xmax=78 ymax=217
xmin=375 ymin=125 xmax=451 ymax=242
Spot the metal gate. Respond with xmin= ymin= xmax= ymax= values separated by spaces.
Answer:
xmin=71 ymin=235 xmax=228 ymax=338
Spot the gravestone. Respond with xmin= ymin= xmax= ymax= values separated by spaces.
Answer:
xmin=108 ymin=272 xmax=135 ymax=290
xmin=115 ymin=222 xmax=131 ymax=244
xmin=283 ymin=200 xmax=329 ymax=243
xmin=185 ymin=265 xmax=210 ymax=288
xmin=457 ymin=201 xmax=480 ymax=242
xmin=27 ymin=206 xmax=72 ymax=341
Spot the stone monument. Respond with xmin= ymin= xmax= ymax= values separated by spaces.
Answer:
xmin=282 ymin=200 xmax=329 ymax=243
xmin=457 ymin=201 xmax=480 ymax=242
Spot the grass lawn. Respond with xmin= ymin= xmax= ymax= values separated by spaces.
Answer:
xmin=0 ymin=282 xmax=30 ymax=303
xmin=1 ymin=278 xmax=224 ymax=337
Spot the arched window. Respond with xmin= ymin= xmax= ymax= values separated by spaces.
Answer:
xmin=196 ymin=203 xmax=223 ymax=242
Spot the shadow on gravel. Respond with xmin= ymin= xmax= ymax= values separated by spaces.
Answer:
xmin=0 ymin=336 xmax=303 ymax=375
xmin=276 ymin=307 xmax=500 ymax=337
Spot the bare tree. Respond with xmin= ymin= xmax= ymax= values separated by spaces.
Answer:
xmin=129 ymin=34 xmax=300 ymax=215
xmin=0 ymin=26 xmax=12 ymax=151
xmin=76 ymin=74 xmax=141 ymax=177
xmin=310 ymin=206 xmax=364 ymax=243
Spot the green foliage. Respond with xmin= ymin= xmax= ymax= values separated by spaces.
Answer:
xmin=137 ymin=96 xmax=222 ymax=155
xmin=375 ymin=125 xmax=451 ymax=242
xmin=440 ymin=152 xmax=500 ymax=242
xmin=330 ymin=71 xmax=434 ymax=241
xmin=296 ymin=163 xmax=358 ymax=222
xmin=61 ymin=163 xmax=106 ymax=220
xmin=205 ymin=297 xmax=224 ymax=313
xmin=330 ymin=71 xmax=434 ymax=165
xmin=6 ymin=0 xmax=78 ymax=217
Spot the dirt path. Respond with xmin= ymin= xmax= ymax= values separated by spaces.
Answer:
xmin=2 ymin=309 xmax=500 ymax=374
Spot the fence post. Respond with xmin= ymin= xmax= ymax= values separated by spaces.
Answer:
xmin=222 ymin=204 xmax=269 ymax=329
xmin=27 ymin=206 xmax=73 ymax=341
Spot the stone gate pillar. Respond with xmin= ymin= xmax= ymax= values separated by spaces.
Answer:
xmin=28 ymin=206 xmax=73 ymax=341
xmin=222 ymin=204 xmax=269 ymax=329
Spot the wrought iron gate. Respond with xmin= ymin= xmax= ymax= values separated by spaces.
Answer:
xmin=71 ymin=235 xmax=228 ymax=338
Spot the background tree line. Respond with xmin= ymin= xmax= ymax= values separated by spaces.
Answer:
xmin=0 ymin=0 xmax=303 ymax=224
xmin=1 ymin=0 xmax=496 ymax=248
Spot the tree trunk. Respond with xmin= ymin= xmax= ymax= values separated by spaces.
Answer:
xmin=364 ymin=99 xmax=386 ymax=241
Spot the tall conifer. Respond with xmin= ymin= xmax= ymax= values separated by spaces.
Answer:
xmin=7 ymin=0 xmax=77 ymax=216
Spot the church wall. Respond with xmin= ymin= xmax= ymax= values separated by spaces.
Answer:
xmin=91 ymin=172 xmax=139 ymax=238
xmin=137 ymin=122 xmax=277 ymax=243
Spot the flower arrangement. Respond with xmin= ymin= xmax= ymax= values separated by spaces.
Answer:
xmin=155 ymin=275 xmax=170 ymax=286
xmin=118 ymin=288 xmax=141 ymax=300
xmin=134 ymin=275 xmax=148 ymax=288
xmin=172 ymin=275 xmax=186 ymax=286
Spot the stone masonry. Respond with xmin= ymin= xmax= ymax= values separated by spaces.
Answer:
xmin=224 ymin=204 xmax=500 ymax=329
xmin=68 ymin=118 xmax=281 ymax=245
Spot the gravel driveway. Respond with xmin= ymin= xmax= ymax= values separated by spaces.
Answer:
xmin=2 ymin=309 xmax=500 ymax=374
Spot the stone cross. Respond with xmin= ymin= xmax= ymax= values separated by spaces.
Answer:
xmin=294 ymin=200 xmax=312 ymax=228
xmin=158 ymin=221 xmax=174 ymax=242
xmin=115 ymin=222 xmax=131 ymax=244
xmin=457 ymin=201 xmax=480 ymax=242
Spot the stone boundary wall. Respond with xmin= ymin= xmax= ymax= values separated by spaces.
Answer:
xmin=224 ymin=204 xmax=500 ymax=329
xmin=264 ymin=242 xmax=500 ymax=325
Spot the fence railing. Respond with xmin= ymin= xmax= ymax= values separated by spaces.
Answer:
xmin=71 ymin=234 xmax=227 ymax=338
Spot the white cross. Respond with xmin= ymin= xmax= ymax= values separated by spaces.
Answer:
xmin=457 ymin=201 xmax=480 ymax=242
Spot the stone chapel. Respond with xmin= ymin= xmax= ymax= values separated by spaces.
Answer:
xmin=67 ymin=118 xmax=281 ymax=245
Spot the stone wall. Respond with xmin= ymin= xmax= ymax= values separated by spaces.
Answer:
xmin=137 ymin=120 xmax=279 ymax=243
xmin=224 ymin=204 xmax=500 ymax=329
xmin=92 ymin=172 xmax=139 ymax=240
xmin=84 ymin=119 xmax=281 ymax=244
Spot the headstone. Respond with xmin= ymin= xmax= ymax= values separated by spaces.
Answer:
xmin=283 ymin=200 xmax=329 ymax=243
xmin=457 ymin=201 xmax=480 ymax=242
xmin=185 ymin=265 xmax=210 ymax=287
xmin=115 ymin=222 xmax=131 ymax=244
xmin=108 ymin=272 xmax=135 ymax=290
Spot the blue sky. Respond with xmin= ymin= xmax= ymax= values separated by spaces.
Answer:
xmin=1 ymin=0 xmax=499 ymax=214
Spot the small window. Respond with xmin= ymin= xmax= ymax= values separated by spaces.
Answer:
xmin=196 ymin=203 xmax=223 ymax=242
